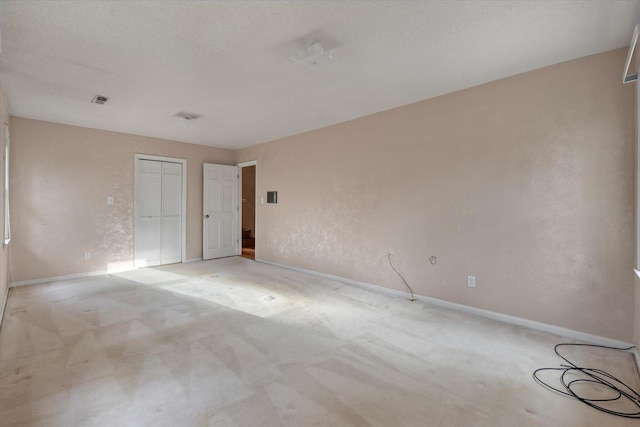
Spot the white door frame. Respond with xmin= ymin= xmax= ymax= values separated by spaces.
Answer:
xmin=237 ymin=160 xmax=257 ymax=257
xmin=134 ymin=154 xmax=187 ymax=265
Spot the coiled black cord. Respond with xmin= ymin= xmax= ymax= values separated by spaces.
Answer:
xmin=387 ymin=253 xmax=416 ymax=301
xmin=533 ymin=343 xmax=640 ymax=418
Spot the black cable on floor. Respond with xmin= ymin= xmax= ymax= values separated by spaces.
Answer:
xmin=533 ymin=343 xmax=640 ymax=418
xmin=387 ymin=253 xmax=415 ymax=301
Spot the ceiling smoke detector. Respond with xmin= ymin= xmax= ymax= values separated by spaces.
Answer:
xmin=289 ymin=42 xmax=338 ymax=66
xmin=91 ymin=95 xmax=110 ymax=105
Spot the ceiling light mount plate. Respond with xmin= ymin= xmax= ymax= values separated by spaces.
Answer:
xmin=289 ymin=42 xmax=338 ymax=67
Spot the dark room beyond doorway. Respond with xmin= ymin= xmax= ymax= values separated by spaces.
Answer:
xmin=241 ymin=165 xmax=256 ymax=260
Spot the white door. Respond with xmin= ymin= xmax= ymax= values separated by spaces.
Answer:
xmin=135 ymin=158 xmax=183 ymax=267
xmin=160 ymin=162 xmax=182 ymax=264
xmin=203 ymin=163 xmax=239 ymax=259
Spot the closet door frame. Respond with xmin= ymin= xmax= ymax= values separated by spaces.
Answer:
xmin=134 ymin=154 xmax=187 ymax=268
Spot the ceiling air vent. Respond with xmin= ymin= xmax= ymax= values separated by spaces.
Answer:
xmin=91 ymin=95 xmax=110 ymax=105
xmin=175 ymin=112 xmax=201 ymax=128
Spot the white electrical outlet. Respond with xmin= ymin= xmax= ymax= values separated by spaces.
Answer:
xmin=107 ymin=196 xmax=114 ymax=205
xmin=84 ymin=252 xmax=91 ymax=260
xmin=467 ymin=276 xmax=476 ymax=288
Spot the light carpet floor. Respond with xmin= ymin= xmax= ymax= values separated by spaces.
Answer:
xmin=0 ymin=257 xmax=639 ymax=426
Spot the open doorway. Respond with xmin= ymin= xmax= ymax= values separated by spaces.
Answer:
xmin=240 ymin=163 xmax=256 ymax=260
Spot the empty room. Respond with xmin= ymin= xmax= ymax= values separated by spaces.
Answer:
xmin=1 ymin=1 xmax=640 ymax=426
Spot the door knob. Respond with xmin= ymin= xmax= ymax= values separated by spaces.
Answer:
xmin=205 ymin=214 xmax=210 ymax=218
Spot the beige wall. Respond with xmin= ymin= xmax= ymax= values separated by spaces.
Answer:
xmin=10 ymin=118 xmax=234 ymax=282
xmin=237 ymin=48 xmax=636 ymax=342
xmin=0 ymin=84 xmax=9 ymax=315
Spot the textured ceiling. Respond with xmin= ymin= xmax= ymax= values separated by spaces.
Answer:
xmin=1 ymin=1 xmax=638 ymax=149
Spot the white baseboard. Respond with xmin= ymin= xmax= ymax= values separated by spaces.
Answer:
xmin=9 ymin=257 xmax=205 ymax=287
xmin=0 ymin=283 xmax=9 ymax=331
xmin=9 ymin=269 xmax=112 ymax=287
xmin=256 ymin=258 xmax=635 ymax=349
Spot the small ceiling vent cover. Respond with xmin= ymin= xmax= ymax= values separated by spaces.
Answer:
xmin=91 ymin=95 xmax=110 ymax=105
xmin=175 ymin=112 xmax=201 ymax=128
xmin=175 ymin=112 xmax=201 ymax=121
